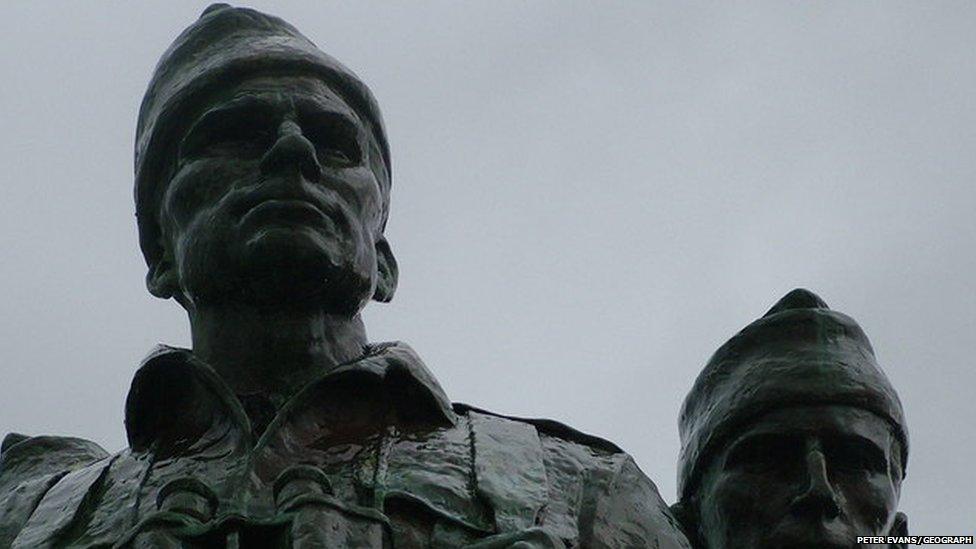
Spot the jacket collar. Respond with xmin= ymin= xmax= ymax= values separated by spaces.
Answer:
xmin=124 ymin=341 xmax=456 ymax=453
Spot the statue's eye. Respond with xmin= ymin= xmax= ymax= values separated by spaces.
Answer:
xmin=724 ymin=434 xmax=803 ymax=474
xmin=824 ymin=437 xmax=887 ymax=475
xmin=179 ymin=107 xmax=276 ymax=160
xmin=300 ymin=113 xmax=363 ymax=168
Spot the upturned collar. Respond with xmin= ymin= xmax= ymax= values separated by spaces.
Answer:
xmin=124 ymin=341 xmax=456 ymax=454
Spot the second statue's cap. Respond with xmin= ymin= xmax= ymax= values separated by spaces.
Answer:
xmin=677 ymin=288 xmax=908 ymax=501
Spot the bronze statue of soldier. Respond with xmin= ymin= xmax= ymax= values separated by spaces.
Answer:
xmin=671 ymin=288 xmax=910 ymax=549
xmin=0 ymin=5 xmax=690 ymax=548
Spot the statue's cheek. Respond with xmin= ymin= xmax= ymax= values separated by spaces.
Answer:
xmin=319 ymin=167 xmax=384 ymax=231
xmin=836 ymin=474 xmax=899 ymax=533
xmin=165 ymin=158 xmax=258 ymax=230
xmin=705 ymin=471 xmax=804 ymax=546
xmin=700 ymin=474 xmax=760 ymax=539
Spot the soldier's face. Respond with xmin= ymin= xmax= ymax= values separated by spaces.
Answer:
xmin=157 ymin=75 xmax=390 ymax=313
xmin=693 ymin=405 xmax=903 ymax=549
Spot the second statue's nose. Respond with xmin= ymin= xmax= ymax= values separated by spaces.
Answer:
xmin=259 ymin=120 xmax=322 ymax=180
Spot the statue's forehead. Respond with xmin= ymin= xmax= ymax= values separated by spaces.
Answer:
xmin=731 ymin=405 xmax=893 ymax=447
xmin=201 ymin=74 xmax=358 ymax=120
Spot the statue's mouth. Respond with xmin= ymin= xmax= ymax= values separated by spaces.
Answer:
xmin=240 ymin=198 xmax=331 ymax=228
xmin=233 ymin=184 xmax=346 ymax=233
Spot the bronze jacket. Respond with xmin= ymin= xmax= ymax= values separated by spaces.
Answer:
xmin=0 ymin=343 xmax=690 ymax=548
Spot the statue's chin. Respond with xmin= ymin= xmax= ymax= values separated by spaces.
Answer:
xmin=238 ymin=244 xmax=370 ymax=314
xmin=178 ymin=224 xmax=373 ymax=313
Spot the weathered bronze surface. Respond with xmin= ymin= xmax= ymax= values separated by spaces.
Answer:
xmin=0 ymin=4 xmax=690 ymax=548
xmin=671 ymin=289 xmax=910 ymax=549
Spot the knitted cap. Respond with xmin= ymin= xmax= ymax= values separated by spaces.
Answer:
xmin=677 ymin=289 xmax=907 ymax=501
xmin=134 ymin=4 xmax=390 ymax=266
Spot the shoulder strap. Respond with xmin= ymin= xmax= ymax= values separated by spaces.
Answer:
xmin=468 ymin=411 xmax=549 ymax=534
xmin=454 ymin=403 xmax=622 ymax=453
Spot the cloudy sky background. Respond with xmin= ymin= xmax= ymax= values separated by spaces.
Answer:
xmin=1 ymin=1 xmax=973 ymax=535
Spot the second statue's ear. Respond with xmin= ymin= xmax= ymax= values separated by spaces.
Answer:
xmin=372 ymin=236 xmax=398 ymax=303
xmin=146 ymin=257 xmax=179 ymax=300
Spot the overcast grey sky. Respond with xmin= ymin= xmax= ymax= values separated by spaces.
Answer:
xmin=1 ymin=0 xmax=973 ymax=536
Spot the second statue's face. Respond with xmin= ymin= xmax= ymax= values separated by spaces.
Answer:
xmin=156 ymin=75 xmax=392 ymax=313
xmin=693 ymin=405 xmax=904 ymax=549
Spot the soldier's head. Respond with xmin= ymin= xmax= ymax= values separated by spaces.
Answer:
xmin=674 ymin=289 xmax=909 ymax=549
xmin=135 ymin=4 xmax=396 ymax=316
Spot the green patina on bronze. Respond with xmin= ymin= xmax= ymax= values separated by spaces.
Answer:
xmin=0 ymin=4 xmax=691 ymax=547
xmin=0 ymin=4 xmax=913 ymax=547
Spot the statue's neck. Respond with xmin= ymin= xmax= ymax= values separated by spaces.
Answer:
xmin=188 ymin=305 xmax=368 ymax=405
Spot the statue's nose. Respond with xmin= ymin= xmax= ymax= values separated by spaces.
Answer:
xmin=259 ymin=120 xmax=322 ymax=180
xmin=790 ymin=444 xmax=842 ymax=520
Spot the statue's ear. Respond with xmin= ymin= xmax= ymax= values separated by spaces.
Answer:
xmin=372 ymin=235 xmax=398 ymax=303
xmin=669 ymin=500 xmax=701 ymax=548
xmin=146 ymin=255 xmax=179 ymax=299
xmin=888 ymin=512 xmax=909 ymax=548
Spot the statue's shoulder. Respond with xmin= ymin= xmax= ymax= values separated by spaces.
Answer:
xmin=450 ymin=404 xmax=691 ymax=548
xmin=0 ymin=432 xmax=109 ymax=546
xmin=0 ymin=432 xmax=109 ymax=487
